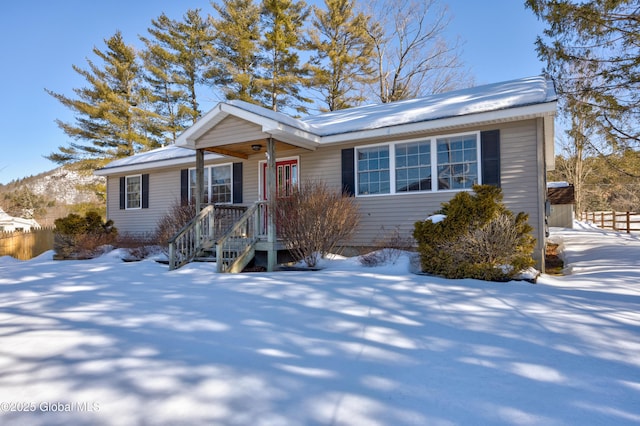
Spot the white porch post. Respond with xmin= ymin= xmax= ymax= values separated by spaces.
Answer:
xmin=195 ymin=148 xmax=205 ymax=213
xmin=267 ymin=137 xmax=277 ymax=271
xmin=195 ymin=148 xmax=205 ymax=243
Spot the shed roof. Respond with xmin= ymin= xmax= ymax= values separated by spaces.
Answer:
xmin=547 ymin=185 xmax=576 ymax=204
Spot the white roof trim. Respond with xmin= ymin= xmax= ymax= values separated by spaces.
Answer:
xmin=318 ymin=101 xmax=557 ymax=145
xmin=94 ymin=156 xmax=195 ymax=175
xmin=94 ymin=146 xmax=224 ymax=175
xmin=177 ymin=102 xmax=321 ymax=150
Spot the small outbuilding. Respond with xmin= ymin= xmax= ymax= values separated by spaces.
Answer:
xmin=547 ymin=182 xmax=575 ymax=228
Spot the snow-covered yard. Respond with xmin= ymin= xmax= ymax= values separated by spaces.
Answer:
xmin=1 ymin=222 xmax=639 ymax=425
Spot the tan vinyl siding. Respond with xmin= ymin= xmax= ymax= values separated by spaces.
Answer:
xmin=106 ymin=156 xmax=261 ymax=235
xmin=295 ymin=120 xmax=545 ymax=250
xmin=498 ymin=120 xmax=542 ymax=240
xmin=106 ymin=169 xmax=182 ymax=236
xmin=499 ymin=119 xmax=546 ymax=265
xmin=199 ymin=116 xmax=265 ymax=146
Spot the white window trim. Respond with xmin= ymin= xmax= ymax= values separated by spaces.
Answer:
xmin=125 ymin=174 xmax=142 ymax=210
xmin=258 ymin=155 xmax=300 ymax=200
xmin=188 ymin=163 xmax=234 ymax=205
xmin=354 ymin=131 xmax=482 ymax=197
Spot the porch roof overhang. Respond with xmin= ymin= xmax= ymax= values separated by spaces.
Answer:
xmin=176 ymin=102 xmax=321 ymax=159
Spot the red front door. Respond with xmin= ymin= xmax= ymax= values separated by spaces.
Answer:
xmin=261 ymin=159 xmax=298 ymax=200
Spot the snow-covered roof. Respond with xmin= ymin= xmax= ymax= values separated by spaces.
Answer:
xmin=97 ymin=75 xmax=556 ymax=174
xmin=300 ymin=75 xmax=556 ymax=136
xmin=0 ymin=208 xmax=40 ymax=229
xmin=95 ymin=144 xmax=224 ymax=174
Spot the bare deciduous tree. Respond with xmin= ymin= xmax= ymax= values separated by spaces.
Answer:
xmin=365 ymin=0 xmax=473 ymax=103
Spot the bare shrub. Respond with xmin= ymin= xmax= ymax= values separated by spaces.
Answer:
xmin=360 ymin=226 xmax=415 ymax=267
xmin=275 ymin=180 xmax=360 ymax=267
xmin=116 ymin=232 xmax=158 ymax=260
xmin=154 ymin=202 xmax=196 ymax=254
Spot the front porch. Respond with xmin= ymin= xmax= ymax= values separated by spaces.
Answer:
xmin=173 ymin=102 xmax=321 ymax=272
xmin=168 ymin=202 xmax=295 ymax=272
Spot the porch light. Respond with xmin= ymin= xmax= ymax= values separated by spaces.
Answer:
xmin=251 ymin=144 xmax=262 ymax=152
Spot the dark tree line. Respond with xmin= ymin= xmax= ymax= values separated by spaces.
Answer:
xmin=46 ymin=0 xmax=471 ymax=170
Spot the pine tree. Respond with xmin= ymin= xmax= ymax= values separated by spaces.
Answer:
xmin=141 ymin=10 xmax=215 ymax=126
xmin=526 ymin=0 xmax=640 ymax=154
xmin=258 ymin=0 xmax=311 ymax=113
xmin=306 ymin=0 xmax=375 ymax=111
xmin=46 ymin=31 xmax=162 ymax=170
xmin=2 ymin=187 xmax=53 ymax=219
xmin=210 ymin=0 xmax=262 ymax=104
xmin=141 ymin=27 xmax=191 ymax=143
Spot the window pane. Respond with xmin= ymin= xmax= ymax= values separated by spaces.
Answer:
xmin=211 ymin=165 xmax=232 ymax=203
xmin=357 ymin=146 xmax=390 ymax=195
xmin=395 ymin=141 xmax=431 ymax=193
xmin=190 ymin=168 xmax=210 ymax=204
xmin=436 ymin=134 xmax=478 ymax=190
xmin=126 ymin=176 xmax=141 ymax=209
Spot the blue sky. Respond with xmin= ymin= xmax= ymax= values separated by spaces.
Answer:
xmin=0 ymin=0 xmax=546 ymax=185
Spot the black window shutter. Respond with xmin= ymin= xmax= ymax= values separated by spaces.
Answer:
xmin=142 ymin=174 xmax=149 ymax=209
xmin=341 ymin=148 xmax=355 ymax=196
xmin=119 ymin=177 xmax=125 ymax=209
xmin=233 ymin=162 xmax=243 ymax=204
xmin=180 ymin=169 xmax=189 ymax=206
xmin=481 ymin=130 xmax=501 ymax=188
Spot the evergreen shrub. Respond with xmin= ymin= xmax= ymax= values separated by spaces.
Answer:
xmin=54 ymin=211 xmax=117 ymax=259
xmin=413 ymin=184 xmax=535 ymax=281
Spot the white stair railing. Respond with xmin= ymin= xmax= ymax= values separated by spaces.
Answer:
xmin=216 ymin=201 xmax=266 ymax=273
xmin=168 ymin=205 xmax=215 ymax=270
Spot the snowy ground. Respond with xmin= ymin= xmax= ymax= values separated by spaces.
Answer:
xmin=0 ymin=222 xmax=639 ymax=425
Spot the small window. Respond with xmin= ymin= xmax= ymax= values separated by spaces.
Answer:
xmin=126 ymin=175 xmax=142 ymax=209
xmin=436 ymin=135 xmax=478 ymax=190
xmin=396 ymin=140 xmax=431 ymax=192
xmin=189 ymin=164 xmax=232 ymax=205
xmin=357 ymin=145 xmax=390 ymax=195
xmin=211 ymin=165 xmax=232 ymax=204
xmin=189 ymin=169 xmax=210 ymax=204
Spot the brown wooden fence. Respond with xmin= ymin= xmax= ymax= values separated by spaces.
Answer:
xmin=0 ymin=228 xmax=55 ymax=260
xmin=580 ymin=211 xmax=640 ymax=234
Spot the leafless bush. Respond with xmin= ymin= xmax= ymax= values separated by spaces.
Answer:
xmin=360 ymin=226 xmax=415 ymax=267
xmin=275 ymin=180 xmax=360 ymax=267
xmin=116 ymin=232 xmax=158 ymax=260
xmin=54 ymin=232 xmax=117 ymax=259
xmin=154 ymin=202 xmax=196 ymax=254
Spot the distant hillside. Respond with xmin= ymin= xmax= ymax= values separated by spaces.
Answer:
xmin=1 ymin=167 xmax=104 ymax=204
xmin=0 ymin=167 xmax=105 ymax=226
